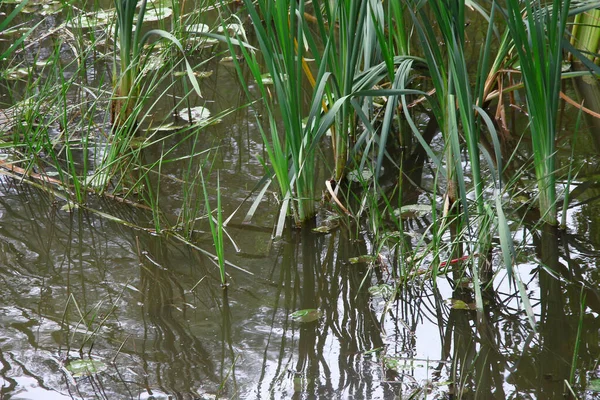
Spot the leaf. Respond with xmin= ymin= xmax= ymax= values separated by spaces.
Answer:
xmin=312 ymin=225 xmax=333 ymax=233
xmin=588 ymin=379 xmax=600 ymax=392
xmin=140 ymin=29 xmax=203 ymax=98
xmin=60 ymin=202 xmax=78 ymax=212
xmin=290 ymin=309 xmax=321 ymax=323
xmin=363 ymin=347 xmax=383 ymax=355
xmin=185 ymin=23 xmax=210 ymax=33
xmin=173 ymin=70 xmax=213 ymax=79
xmin=346 ymin=168 xmax=374 ymax=183
xmin=368 ymin=284 xmax=395 ymax=298
xmin=66 ymin=359 xmax=107 ymax=377
xmin=67 ymin=10 xmax=115 ymax=28
xmin=178 ymin=106 xmax=211 ymax=124
xmin=445 ymin=298 xmax=475 ymax=310
xmin=139 ymin=7 xmax=172 ymax=22
xmin=383 ymin=357 xmax=422 ymax=372
xmin=348 ymin=255 xmax=378 ymax=264
xmin=217 ymin=23 xmax=244 ymax=36
xmin=260 ymin=73 xmax=274 ymax=85
xmin=393 ymin=204 xmax=431 ymax=219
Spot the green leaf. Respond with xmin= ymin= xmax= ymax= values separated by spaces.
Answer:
xmin=346 ymin=168 xmax=374 ymax=183
xmin=348 ymin=255 xmax=378 ymax=264
xmin=290 ymin=309 xmax=321 ymax=323
xmin=445 ymin=298 xmax=475 ymax=310
xmin=588 ymin=379 xmax=600 ymax=392
xmin=368 ymin=284 xmax=395 ymax=298
xmin=66 ymin=359 xmax=107 ymax=377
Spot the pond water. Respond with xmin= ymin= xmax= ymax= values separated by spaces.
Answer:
xmin=3 ymin=3 xmax=600 ymax=400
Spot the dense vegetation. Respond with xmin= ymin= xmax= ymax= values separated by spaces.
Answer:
xmin=1 ymin=0 xmax=600 ymax=396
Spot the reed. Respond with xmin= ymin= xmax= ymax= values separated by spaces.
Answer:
xmin=503 ymin=0 xmax=571 ymax=226
xmin=112 ymin=0 xmax=201 ymax=127
xmin=201 ymin=169 xmax=226 ymax=286
xmin=571 ymin=8 xmax=600 ymax=65
xmin=404 ymin=0 xmax=501 ymax=311
xmin=228 ymin=0 xmax=330 ymax=230
xmin=227 ymin=0 xmax=423 ymax=234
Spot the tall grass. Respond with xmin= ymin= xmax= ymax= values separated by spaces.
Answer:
xmin=201 ymin=169 xmax=226 ymax=286
xmin=227 ymin=0 xmax=327 ymax=229
xmin=309 ymin=1 xmax=371 ymax=182
xmin=502 ymin=0 xmax=571 ymax=226
xmin=112 ymin=0 xmax=201 ymax=127
xmin=0 ymin=0 xmax=39 ymax=62
xmin=403 ymin=0 xmax=503 ymax=312
xmin=227 ymin=0 xmax=422 ymax=234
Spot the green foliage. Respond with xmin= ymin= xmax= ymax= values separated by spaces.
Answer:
xmin=200 ymin=169 xmax=226 ymax=286
xmin=112 ymin=0 xmax=201 ymax=126
xmin=503 ymin=0 xmax=571 ymax=225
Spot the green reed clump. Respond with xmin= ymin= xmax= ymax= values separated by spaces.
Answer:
xmin=227 ymin=0 xmax=329 ymax=230
xmin=503 ymin=0 xmax=571 ymax=226
xmin=112 ymin=0 xmax=201 ymax=127
xmin=225 ymin=0 xmax=422 ymax=234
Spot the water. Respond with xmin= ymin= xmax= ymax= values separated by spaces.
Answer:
xmin=3 ymin=3 xmax=600 ymax=400
xmin=2 ymin=186 xmax=600 ymax=399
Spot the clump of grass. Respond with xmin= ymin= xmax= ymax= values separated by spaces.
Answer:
xmin=502 ymin=0 xmax=571 ymax=226
xmin=112 ymin=0 xmax=202 ymax=127
xmin=225 ymin=0 xmax=329 ymax=231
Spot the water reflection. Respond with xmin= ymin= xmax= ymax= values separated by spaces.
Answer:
xmin=1 ymin=178 xmax=600 ymax=399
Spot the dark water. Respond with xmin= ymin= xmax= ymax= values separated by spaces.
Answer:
xmin=3 ymin=3 xmax=600 ymax=400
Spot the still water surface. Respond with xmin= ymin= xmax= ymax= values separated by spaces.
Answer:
xmin=2 ymin=6 xmax=600 ymax=399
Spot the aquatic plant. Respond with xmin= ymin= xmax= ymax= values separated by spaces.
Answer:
xmin=502 ymin=0 xmax=571 ymax=226
xmin=402 ymin=0 xmax=502 ymax=313
xmin=571 ymin=8 xmax=600 ymax=64
xmin=226 ymin=0 xmax=329 ymax=230
xmin=112 ymin=0 xmax=201 ymax=127
xmin=201 ymin=169 xmax=226 ymax=286
xmin=226 ymin=0 xmax=421 ymax=234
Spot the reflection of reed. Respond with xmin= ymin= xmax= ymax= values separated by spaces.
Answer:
xmin=218 ymin=287 xmax=238 ymax=395
xmin=431 ymin=220 xmax=600 ymax=398
xmin=261 ymin=223 xmax=393 ymax=399
xmin=138 ymin=238 xmax=219 ymax=397
xmin=0 ymin=349 xmax=18 ymax=397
